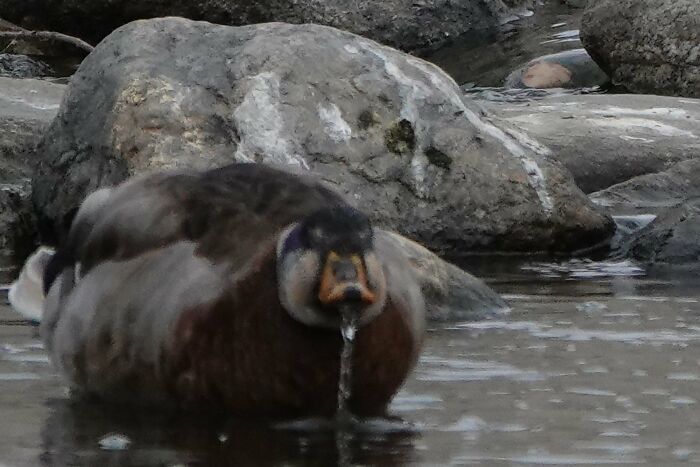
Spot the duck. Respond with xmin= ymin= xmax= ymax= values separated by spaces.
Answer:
xmin=12 ymin=163 xmax=425 ymax=417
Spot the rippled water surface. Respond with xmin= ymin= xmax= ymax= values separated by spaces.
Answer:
xmin=3 ymin=261 xmax=700 ymax=465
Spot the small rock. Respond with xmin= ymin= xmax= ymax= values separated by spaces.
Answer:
xmin=504 ymin=49 xmax=608 ymax=90
xmin=626 ymin=198 xmax=700 ymax=266
xmin=0 ymin=54 xmax=52 ymax=79
xmin=377 ymin=230 xmax=508 ymax=321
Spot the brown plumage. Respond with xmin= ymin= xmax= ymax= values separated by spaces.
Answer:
xmin=39 ymin=163 xmax=425 ymax=417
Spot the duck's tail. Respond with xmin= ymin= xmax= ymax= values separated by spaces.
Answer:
xmin=8 ymin=246 xmax=55 ymax=324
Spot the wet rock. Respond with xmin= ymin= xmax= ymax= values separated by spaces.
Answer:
xmin=31 ymin=19 xmax=613 ymax=256
xmin=0 ymin=54 xmax=52 ymax=79
xmin=378 ymin=231 xmax=508 ymax=321
xmin=0 ymin=183 xmax=36 ymax=268
xmin=591 ymin=159 xmax=700 ymax=214
xmin=627 ymin=198 xmax=700 ymax=266
xmin=0 ymin=77 xmax=64 ymax=180
xmin=581 ymin=0 xmax=700 ymax=97
xmin=504 ymin=49 xmax=608 ymax=89
xmin=477 ymin=93 xmax=700 ymax=193
xmin=0 ymin=77 xmax=65 ymax=265
xmin=0 ymin=0 xmax=534 ymax=53
xmin=0 ymin=31 xmax=89 ymax=78
xmin=0 ymin=18 xmax=23 ymax=31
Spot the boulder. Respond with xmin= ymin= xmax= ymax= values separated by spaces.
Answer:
xmin=378 ymin=231 xmax=508 ymax=320
xmin=590 ymin=159 xmax=700 ymax=214
xmin=0 ymin=0 xmax=533 ymax=53
xmin=581 ymin=0 xmax=700 ymax=97
xmin=504 ymin=49 xmax=608 ymax=89
xmin=31 ymin=19 xmax=613 ymax=257
xmin=627 ymin=198 xmax=700 ymax=266
xmin=0 ymin=77 xmax=65 ymax=270
xmin=476 ymin=92 xmax=700 ymax=193
xmin=34 ymin=18 xmax=612 ymax=254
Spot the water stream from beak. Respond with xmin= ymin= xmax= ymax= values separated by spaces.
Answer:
xmin=336 ymin=305 xmax=358 ymax=466
xmin=336 ymin=305 xmax=357 ymax=419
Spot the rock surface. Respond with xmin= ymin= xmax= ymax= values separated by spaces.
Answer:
xmin=559 ymin=0 xmax=586 ymax=7
xmin=0 ymin=0 xmax=533 ymax=53
xmin=0 ymin=77 xmax=64 ymax=268
xmin=627 ymin=198 xmax=700 ymax=266
xmin=477 ymin=93 xmax=700 ymax=193
xmin=379 ymin=231 xmax=508 ymax=320
xmin=581 ymin=0 xmax=700 ymax=97
xmin=31 ymin=19 xmax=613 ymax=256
xmin=0 ymin=77 xmax=64 ymax=181
xmin=0 ymin=54 xmax=52 ymax=79
xmin=591 ymin=159 xmax=700 ymax=214
xmin=504 ymin=49 xmax=608 ymax=89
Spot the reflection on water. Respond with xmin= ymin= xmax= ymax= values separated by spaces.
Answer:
xmin=4 ymin=259 xmax=700 ymax=465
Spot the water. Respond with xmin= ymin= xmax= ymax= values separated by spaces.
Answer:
xmin=336 ymin=308 xmax=358 ymax=466
xmin=337 ymin=308 xmax=358 ymax=420
xmin=4 ymin=260 xmax=700 ymax=465
xmin=424 ymin=1 xmax=584 ymax=87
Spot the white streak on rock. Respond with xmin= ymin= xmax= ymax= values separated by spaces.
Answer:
xmin=405 ymin=55 xmax=554 ymax=216
xmin=233 ymin=72 xmax=309 ymax=169
xmin=318 ymin=103 xmax=352 ymax=143
xmin=619 ymin=135 xmax=655 ymax=143
xmin=344 ymin=45 xmax=359 ymax=54
xmin=357 ymin=42 xmax=432 ymax=198
xmin=591 ymin=107 xmax=690 ymax=119
xmin=588 ymin=117 xmax=697 ymax=138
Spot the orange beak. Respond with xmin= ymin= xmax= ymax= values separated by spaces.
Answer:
xmin=318 ymin=251 xmax=376 ymax=306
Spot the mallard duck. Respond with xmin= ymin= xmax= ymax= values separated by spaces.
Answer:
xmin=16 ymin=163 xmax=425 ymax=417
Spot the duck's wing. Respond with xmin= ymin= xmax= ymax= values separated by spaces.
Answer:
xmin=50 ymin=163 xmax=347 ymax=288
xmin=8 ymin=246 xmax=55 ymax=322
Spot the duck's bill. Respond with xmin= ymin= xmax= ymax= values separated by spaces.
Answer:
xmin=318 ymin=252 xmax=376 ymax=306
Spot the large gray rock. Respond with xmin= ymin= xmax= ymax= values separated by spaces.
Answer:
xmin=0 ymin=77 xmax=64 ymax=269
xmin=591 ymin=159 xmax=700 ymax=214
xmin=581 ymin=0 xmax=700 ymax=97
xmin=477 ymin=93 xmax=700 ymax=193
xmin=627 ymin=198 xmax=700 ymax=266
xmin=31 ymin=19 xmax=613 ymax=256
xmin=0 ymin=0 xmax=532 ymax=53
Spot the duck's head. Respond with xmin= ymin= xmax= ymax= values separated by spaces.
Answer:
xmin=276 ymin=206 xmax=387 ymax=328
